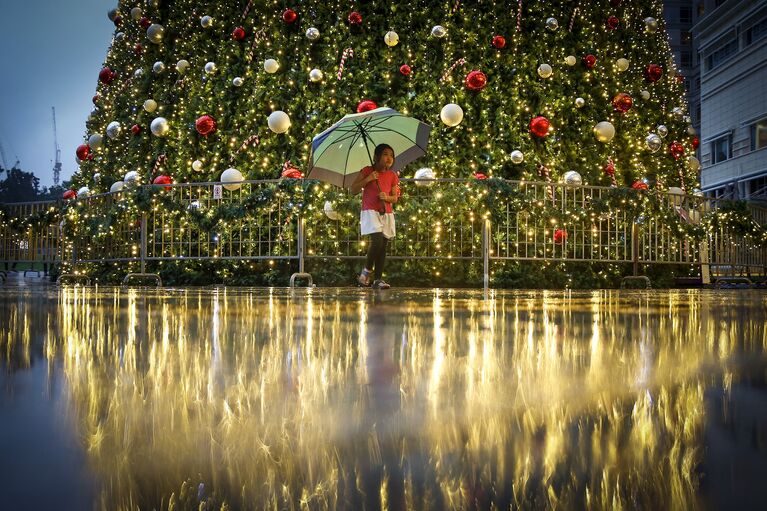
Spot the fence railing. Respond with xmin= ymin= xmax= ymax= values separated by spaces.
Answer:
xmin=2 ymin=179 xmax=765 ymax=285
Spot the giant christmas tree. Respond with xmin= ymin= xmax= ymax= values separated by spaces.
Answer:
xmin=75 ymin=0 xmax=697 ymax=191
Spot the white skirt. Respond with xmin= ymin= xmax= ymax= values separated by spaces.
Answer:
xmin=360 ymin=210 xmax=396 ymax=239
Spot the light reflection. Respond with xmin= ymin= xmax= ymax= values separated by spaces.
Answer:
xmin=0 ymin=288 xmax=766 ymax=510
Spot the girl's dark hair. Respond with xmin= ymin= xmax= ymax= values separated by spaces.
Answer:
xmin=373 ymin=144 xmax=395 ymax=166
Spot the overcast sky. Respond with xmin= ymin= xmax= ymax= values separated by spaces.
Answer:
xmin=0 ymin=1 xmax=113 ymax=187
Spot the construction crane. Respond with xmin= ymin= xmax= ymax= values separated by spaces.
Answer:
xmin=0 ymin=138 xmax=8 ymax=170
xmin=52 ymin=107 xmax=63 ymax=186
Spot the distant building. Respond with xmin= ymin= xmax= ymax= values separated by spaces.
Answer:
xmin=692 ymin=0 xmax=767 ymax=199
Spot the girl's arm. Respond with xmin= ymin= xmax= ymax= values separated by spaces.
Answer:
xmin=350 ymin=169 xmax=376 ymax=194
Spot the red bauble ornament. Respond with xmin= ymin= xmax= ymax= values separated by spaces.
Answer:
xmin=612 ymin=93 xmax=633 ymax=113
xmin=232 ymin=27 xmax=246 ymax=41
xmin=356 ymin=100 xmax=378 ymax=113
xmin=282 ymin=8 xmax=297 ymax=24
xmin=63 ymin=189 xmax=77 ymax=200
xmin=76 ymin=144 xmax=92 ymax=161
xmin=583 ymin=54 xmax=597 ymax=69
xmin=131 ymin=124 xmax=141 ymax=135
xmin=492 ymin=35 xmax=506 ymax=49
xmin=473 ymin=172 xmax=488 ymax=180
xmin=153 ymin=175 xmax=173 ymax=190
xmin=529 ymin=116 xmax=551 ymax=138
xmin=99 ymin=67 xmax=116 ymax=84
xmin=632 ymin=180 xmax=649 ymax=190
xmin=281 ymin=167 xmax=304 ymax=179
xmin=92 ymin=94 xmax=100 ymax=104
xmin=134 ymin=44 xmax=144 ymax=56
xmin=399 ymin=64 xmax=411 ymax=76
xmin=603 ymin=162 xmax=616 ymax=176
xmin=609 ymin=0 xmax=622 ymax=5
xmin=348 ymin=11 xmax=363 ymax=25
xmin=139 ymin=17 xmax=151 ymax=29
xmin=553 ymin=228 xmax=568 ymax=244
xmin=113 ymin=16 xmax=123 ymax=27
xmin=645 ymin=64 xmax=663 ymax=83
xmin=465 ymin=70 xmax=487 ymax=91
xmin=195 ymin=115 xmax=217 ymax=136
xmin=692 ymin=136 xmax=700 ymax=149
xmin=669 ymin=141 xmax=685 ymax=160
xmin=606 ymin=16 xmax=620 ymax=30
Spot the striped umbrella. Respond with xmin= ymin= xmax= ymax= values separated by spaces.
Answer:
xmin=306 ymin=107 xmax=431 ymax=188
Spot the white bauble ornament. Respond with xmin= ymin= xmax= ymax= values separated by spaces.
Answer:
xmin=575 ymin=97 xmax=585 ymax=108
xmin=687 ymin=156 xmax=701 ymax=172
xmin=115 ymin=32 xmax=125 ymax=41
xmin=143 ymin=99 xmax=158 ymax=113
xmin=306 ymin=27 xmax=320 ymax=41
xmin=201 ymin=15 xmax=213 ymax=28
xmin=146 ymin=24 xmax=164 ymax=44
xmin=110 ymin=180 xmax=125 ymax=193
xmin=645 ymin=17 xmax=658 ymax=33
xmin=593 ymin=121 xmax=615 ymax=143
xmin=563 ymin=171 xmax=582 ymax=186
xmin=672 ymin=106 xmax=684 ymax=120
xmin=645 ymin=133 xmax=662 ymax=152
xmin=232 ymin=76 xmax=244 ymax=87
xmin=204 ymin=62 xmax=217 ymax=74
xmin=657 ymin=125 xmax=668 ymax=138
xmin=546 ymin=18 xmax=559 ymax=31
xmin=323 ymin=201 xmax=340 ymax=220
xmin=130 ymin=7 xmax=142 ymax=20
xmin=640 ymin=90 xmax=651 ymax=100
xmin=440 ymin=103 xmax=464 ymax=127
xmin=309 ymin=68 xmax=324 ymax=82
xmin=176 ymin=59 xmax=190 ymax=73
xmin=414 ymin=167 xmax=436 ymax=185
xmin=537 ymin=64 xmax=553 ymax=79
xmin=431 ymin=25 xmax=447 ymax=38
xmin=77 ymin=186 xmax=91 ymax=197
xmin=510 ymin=150 xmax=524 ymax=164
xmin=263 ymin=59 xmax=279 ymax=73
xmin=565 ymin=55 xmax=577 ymax=66
xmin=133 ymin=68 xmax=144 ymax=78
xmin=688 ymin=126 xmax=697 ymax=135
xmin=267 ymin=111 xmax=291 ymax=133
xmin=616 ymin=58 xmax=630 ymax=72
xmin=152 ymin=61 xmax=166 ymax=74
xmin=150 ymin=117 xmax=170 ymax=136
xmin=220 ymin=168 xmax=244 ymax=191
xmin=106 ymin=121 xmax=122 ymax=139
xmin=88 ymin=134 xmax=103 ymax=150
xmin=147 ymin=0 xmax=160 ymax=8
xmin=384 ymin=31 xmax=399 ymax=47
xmin=192 ymin=160 xmax=204 ymax=171
xmin=124 ymin=171 xmax=141 ymax=187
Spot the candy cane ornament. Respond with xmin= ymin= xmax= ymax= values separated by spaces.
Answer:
xmin=440 ymin=57 xmax=466 ymax=82
xmin=337 ymin=48 xmax=354 ymax=80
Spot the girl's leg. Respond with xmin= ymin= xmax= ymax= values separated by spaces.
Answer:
xmin=360 ymin=233 xmax=384 ymax=285
xmin=374 ymin=236 xmax=388 ymax=281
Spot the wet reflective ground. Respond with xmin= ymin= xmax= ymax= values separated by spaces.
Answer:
xmin=1 ymin=287 xmax=766 ymax=511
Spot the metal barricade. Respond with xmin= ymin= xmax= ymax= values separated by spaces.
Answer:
xmin=0 ymin=201 xmax=61 ymax=275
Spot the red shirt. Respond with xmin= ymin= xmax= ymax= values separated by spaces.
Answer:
xmin=360 ymin=166 xmax=400 ymax=214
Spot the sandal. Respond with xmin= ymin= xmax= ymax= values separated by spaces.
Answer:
xmin=372 ymin=280 xmax=391 ymax=290
xmin=358 ymin=268 xmax=371 ymax=287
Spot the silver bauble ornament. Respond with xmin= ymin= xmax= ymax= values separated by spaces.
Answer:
xmin=220 ymin=168 xmax=244 ymax=191
xmin=563 ymin=171 xmax=582 ymax=186
xmin=640 ymin=90 xmax=651 ymax=100
xmin=146 ymin=23 xmax=164 ymax=44
xmin=413 ymin=168 xmax=436 ymax=186
xmin=309 ymin=69 xmax=324 ymax=82
xmin=537 ymin=64 xmax=553 ymax=79
xmin=133 ymin=68 xmax=144 ymax=78
xmin=150 ymin=117 xmax=170 ymax=137
xmin=77 ymin=186 xmax=91 ymax=197
xmin=687 ymin=156 xmax=701 ymax=172
xmin=263 ymin=59 xmax=279 ymax=73
xmin=200 ymin=15 xmax=213 ymax=28
xmin=672 ymin=107 xmax=684 ymax=120
xmin=143 ymin=99 xmax=158 ymax=113
xmin=110 ymin=180 xmax=125 ymax=193
xmin=645 ymin=17 xmax=658 ymax=33
xmin=152 ymin=61 xmax=166 ymax=74
xmin=176 ymin=59 xmax=190 ymax=73
xmin=688 ymin=126 xmax=697 ymax=135
xmin=192 ymin=160 xmax=204 ymax=171
xmin=130 ymin=7 xmax=142 ymax=20
xmin=107 ymin=8 xmax=118 ymax=21
xmin=431 ymin=25 xmax=447 ymax=38
xmin=232 ymin=77 xmax=244 ymax=87
xmin=593 ymin=121 xmax=616 ymax=143
xmin=306 ymin=27 xmax=320 ymax=41
xmin=267 ymin=111 xmax=291 ymax=133
xmin=146 ymin=0 xmax=160 ymax=8
xmin=124 ymin=171 xmax=141 ymax=187
xmin=106 ymin=121 xmax=122 ymax=139
xmin=384 ymin=31 xmax=399 ymax=47
xmin=93 ymin=172 xmax=102 ymax=183
xmin=616 ymin=58 xmax=630 ymax=72
xmin=565 ymin=55 xmax=577 ymax=66
xmin=88 ymin=134 xmax=103 ymax=150
xmin=510 ymin=150 xmax=524 ymax=164
xmin=115 ymin=32 xmax=125 ymax=41
xmin=204 ymin=62 xmax=217 ymax=74
xmin=575 ymin=97 xmax=585 ymax=108
xmin=546 ymin=18 xmax=559 ymax=31
xmin=657 ymin=125 xmax=668 ymax=138
xmin=323 ymin=201 xmax=341 ymax=219
xmin=440 ymin=103 xmax=464 ymax=126
xmin=645 ymin=133 xmax=662 ymax=152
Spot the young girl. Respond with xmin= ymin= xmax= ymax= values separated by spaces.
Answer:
xmin=350 ymin=144 xmax=400 ymax=289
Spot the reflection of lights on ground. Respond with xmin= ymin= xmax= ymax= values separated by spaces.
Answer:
xmin=1 ymin=288 xmax=765 ymax=509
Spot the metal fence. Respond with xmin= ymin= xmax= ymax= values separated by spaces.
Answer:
xmin=1 ymin=179 xmax=765 ymax=285
xmin=0 ymin=201 xmax=61 ymax=275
